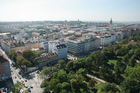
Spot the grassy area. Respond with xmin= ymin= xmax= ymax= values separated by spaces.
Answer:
xmin=95 ymin=82 xmax=105 ymax=89
xmin=108 ymin=60 xmax=117 ymax=66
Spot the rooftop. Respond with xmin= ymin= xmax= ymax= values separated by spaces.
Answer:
xmin=37 ymin=53 xmax=58 ymax=62
xmin=128 ymin=40 xmax=137 ymax=45
xmin=56 ymin=44 xmax=67 ymax=49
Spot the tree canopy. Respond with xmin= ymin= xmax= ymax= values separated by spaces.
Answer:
xmin=39 ymin=31 xmax=140 ymax=93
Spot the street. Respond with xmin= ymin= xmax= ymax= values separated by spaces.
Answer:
xmin=0 ymin=48 xmax=44 ymax=93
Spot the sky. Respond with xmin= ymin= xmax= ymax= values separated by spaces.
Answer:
xmin=0 ymin=0 xmax=140 ymax=22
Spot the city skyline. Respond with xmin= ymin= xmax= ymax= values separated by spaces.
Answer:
xmin=0 ymin=0 xmax=140 ymax=22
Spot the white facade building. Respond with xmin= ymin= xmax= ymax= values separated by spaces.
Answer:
xmin=66 ymin=35 xmax=100 ymax=55
xmin=48 ymin=41 xmax=68 ymax=60
xmin=48 ymin=41 xmax=58 ymax=53
xmin=40 ymin=41 xmax=49 ymax=52
xmin=52 ymin=44 xmax=67 ymax=60
xmin=100 ymin=34 xmax=116 ymax=46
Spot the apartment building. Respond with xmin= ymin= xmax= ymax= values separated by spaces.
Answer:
xmin=66 ymin=34 xmax=100 ymax=55
xmin=36 ymin=53 xmax=58 ymax=67
xmin=40 ymin=41 xmax=49 ymax=52
xmin=100 ymin=34 xmax=116 ymax=46
xmin=48 ymin=41 xmax=68 ymax=60
xmin=0 ymin=56 xmax=11 ymax=81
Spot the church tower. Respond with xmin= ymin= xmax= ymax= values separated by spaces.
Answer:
xmin=110 ymin=18 xmax=112 ymax=24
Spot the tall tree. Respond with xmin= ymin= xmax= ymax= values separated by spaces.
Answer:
xmin=88 ymin=79 xmax=95 ymax=89
xmin=9 ymin=49 xmax=17 ymax=62
xmin=12 ymin=82 xmax=25 ymax=93
xmin=16 ymin=55 xmax=31 ymax=67
xmin=22 ymin=49 xmax=35 ymax=62
xmin=121 ymin=78 xmax=140 ymax=93
xmin=125 ymin=66 xmax=140 ymax=81
xmin=97 ymin=83 xmax=120 ymax=93
xmin=57 ymin=59 xmax=66 ymax=69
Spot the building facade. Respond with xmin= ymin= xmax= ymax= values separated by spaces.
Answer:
xmin=52 ymin=44 xmax=67 ymax=60
xmin=40 ymin=41 xmax=49 ymax=52
xmin=48 ymin=41 xmax=68 ymax=60
xmin=66 ymin=35 xmax=100 ymax=55
xmin=100 ymin=34 xmax=116 ymax=46
xmin=0 ymin=56 xmax=11 ymax=81
xmin=36 ymin=53 xmax=58 ymax=67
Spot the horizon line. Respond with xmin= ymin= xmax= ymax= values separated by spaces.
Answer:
xmin=0 ymin=20 xmax=140 ymax=23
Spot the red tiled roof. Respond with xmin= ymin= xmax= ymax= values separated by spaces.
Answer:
xmin=11 ymin=43 xmax=41 ymax=53
xmin=128 ymin=40 xmax=137 ymax=45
